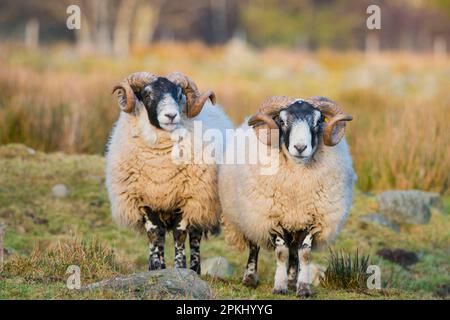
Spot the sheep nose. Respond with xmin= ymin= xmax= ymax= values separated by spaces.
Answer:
xmin=294 ymin=144 xmax=307 ymax=154
xmin=165 ymin=113 xmax=177 ymax=122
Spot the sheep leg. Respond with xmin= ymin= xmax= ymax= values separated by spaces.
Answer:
xmin=272 ymin=235 xmax=289 ymax=295
xmin=188 ymin=227 xmax=202 ymax=274
xmin=242 ymin=242 xmax=259 ymax=289
xmin=143 ymin=211 xmax=166 ymax=270
xmin=173 ymin=216 xmax=187 ymax=268
xmin=296 ymin=233 xmax=313 ymax=298
xmin=288 ymin=246 xmax=299 ymax=290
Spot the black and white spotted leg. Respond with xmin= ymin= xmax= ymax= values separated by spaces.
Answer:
xmin=296 ymin=233 xmax=313 ymax=298
xmin=288 ymin=246 xmax=299 ymax=290
xmin=273 ymin=235 xmax=289 ymax=295
xmin=188 ymin=227 xmax=202 ymax=274
xmin=173 ymin=216 xmax=187 ymax=269
xmin=142 ymin=209 xmax=166 ymax=270
xmin=242 ymin=242 xmax=259 ymax=289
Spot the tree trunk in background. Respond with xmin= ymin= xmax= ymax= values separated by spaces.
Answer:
xmin=25 ymin=18 xmax=39 ymax=49
xmin=94 ymin=0 xmax=113 ymax=55
xmin=132 ymin=0 xmax=163 ymax=49
xmin=114 ymin=0 xmax=138 ymax=57
xmin=433 ymin=36 xmax=447 ymax=58
xmin=210 ymin=0 xmax=227 ymax=43
xmin=75 ymin=13 xmax=93 ymax=54
xmin=365 ymin=32 xmax=380 ymax=55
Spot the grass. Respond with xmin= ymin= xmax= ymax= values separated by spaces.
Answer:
xmin=0 ymin=43 xmax=449 ymax=194
xmin=0 ymin=144 xmax=448 ymax=299
xmin=3 ymin=237 xmax=129 ymax=283
xmin=320 ymin=249 xmax=370 ymax=290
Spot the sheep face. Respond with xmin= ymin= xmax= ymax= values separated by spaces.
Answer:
xmin=138 ymin=77 xmax=186 ymax=132
xmin=277 ymin=101 xmax=323 ymax=162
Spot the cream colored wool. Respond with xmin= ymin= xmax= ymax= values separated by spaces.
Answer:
xmin=220 ymin=121 xmax=356 ymax=250
xmin=106 ymin=100 xmax=232 ymax=233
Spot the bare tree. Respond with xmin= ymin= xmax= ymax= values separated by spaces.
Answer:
xmin=132 ymin=0 xmax=165 ymax=49
xmin=114 ymin=0 xmax=138 ymax=56
xmin=25 ymin=18 xmax=39 ymax=48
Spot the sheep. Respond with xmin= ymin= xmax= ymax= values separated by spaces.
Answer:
xmin=106 ymin=71 xmax=233 ymax=273
xmin=219 ymin=96 xmax=356 ymax=297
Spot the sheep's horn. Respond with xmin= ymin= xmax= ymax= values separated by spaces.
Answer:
xmin=306 ymin=96 xmax=353 ymax=146
xmin=258 ymin=96 xmax=296 ymax=116
xmin=112 ymin=72 xmax=157 ymax=113
xmin=248 ymin=113 xmax=279 ymax=146
xmin=247 ymin=96 xmax=294 ymax=146
xmin=167 ymin=72 xmax=215 ymax=118
xmin=112 ymin=81 xmax=135 ymax=113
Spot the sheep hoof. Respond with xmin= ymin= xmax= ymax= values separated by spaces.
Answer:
xmin=190 ymin=264 xmax=201 ymax=275
xmin=242 ymin=273 xmax=258 ymax=289
xmin=272 ymin=288 xmax=288 ymax=295
xmin=296 ymin=283 xmax=312 ymax=298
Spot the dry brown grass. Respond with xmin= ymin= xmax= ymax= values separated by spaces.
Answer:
xmin=0 ymin=43 xmax=448 ymax=193
xmin=2 ymin=236 xmax=129 ymax=283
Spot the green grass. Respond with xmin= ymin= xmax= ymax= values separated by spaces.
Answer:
xmin=321 ymin=249 xmax=370 ymax=290
xmin=0 ymin=144 xmax=448 ymax=299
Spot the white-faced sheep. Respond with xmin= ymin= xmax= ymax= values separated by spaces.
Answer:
xmin=106 ymin=71 xmax=232 ymax=273
xmin=219 ymin=96 xmax=356 ymax=297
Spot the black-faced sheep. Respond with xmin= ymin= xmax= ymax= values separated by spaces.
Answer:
xmin=219 ymin=96 xmax=356 ymax=297
xmin=106 ymin=71 xmax=232 ymax=273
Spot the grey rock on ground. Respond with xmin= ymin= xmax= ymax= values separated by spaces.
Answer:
xmin=376 ymin=248 xmax=419 ymax=269
xmin=201 ymin=256 xmax=234 ymax=279
xmin=360 ymin=213 xmax=400 ymax=233
xmin=376 ymin=190 xmax=438 ymax=225
xmin=52 ymin=184 xmax=69 ymax=198
xmin=84 ymin=268 xmax=212 ymax=299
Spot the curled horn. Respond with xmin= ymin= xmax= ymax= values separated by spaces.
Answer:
xmin=112 ymin=72 xmax=157 ymax=113
xmin=306 ymin=96 xmax=353 ymax=146
xmin=167 ymin=72 xmax=216 ymax=118
xmin=247 ymin=96 xmax=295 ymax=146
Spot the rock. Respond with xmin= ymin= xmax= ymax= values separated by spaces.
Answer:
xmin=377 ymin=190 xmax=433 ymax=225
xmin=201 ymin=256 xmax=234 ymax=279
xmin=433 ymin=284 xmax=450 ymax=299
xmin=416 ymin=191 xmax=443 ymax=210
xmin=52 ymin=184 xmax=69 ymax=198
xmin=360 ymin=213 xmax=400 ymax=233
xmin=84 ymin=268 xmax=212 ymax=299
xmin=310 ymin=263 xmax=326 ymax=286
xmin=26 ymin=147 xmax=36 ymax=155
xmin=376 ymin=248 xmax=419 ymax=269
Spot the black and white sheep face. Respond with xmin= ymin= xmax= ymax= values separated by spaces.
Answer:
xmin=278 ymin=101 xmax=323 ymax=162
xmin=138 ymin=77 xmax=186 ymax=132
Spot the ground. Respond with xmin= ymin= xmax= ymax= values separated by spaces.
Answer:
xmin=0 ymin=144 xmax=448 ymax=300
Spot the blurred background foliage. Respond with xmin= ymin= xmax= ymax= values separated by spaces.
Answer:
xmin=0 ymin=0 xmax=449 ymax=52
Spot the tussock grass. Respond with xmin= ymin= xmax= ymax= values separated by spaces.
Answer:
xmin=3 ymin=237 xmax=129 ymax=283
xmin=0 ymin=43 xmax=449 ymax=195
xmin=320 ymin=249 xmax=370 ymax=290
